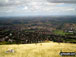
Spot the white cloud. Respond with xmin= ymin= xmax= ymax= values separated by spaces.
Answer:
xmin=66 ymin=8 xmax=75 ymax=11
xmin=5 ymin=0 xmax=9 ymax=3
xmin=23 ymin=6 xmax=28 ymax=10
xmin=15 ymin=1 xmax=21 ymax=4
xmin=0 ymin=0 xmax=76 ymax=16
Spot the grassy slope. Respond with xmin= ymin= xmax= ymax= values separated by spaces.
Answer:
xmin=0 ymin=42 xmax=76 ymax=57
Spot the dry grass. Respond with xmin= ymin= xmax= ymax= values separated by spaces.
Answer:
xmin=0 ymin=42 xmax=76 ymax=57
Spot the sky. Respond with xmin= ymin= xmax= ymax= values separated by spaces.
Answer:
xmin=0 ymin=0 xmax=76 ymax=17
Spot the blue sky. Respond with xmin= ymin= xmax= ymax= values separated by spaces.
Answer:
xmin=0 ymin=0 xmax=76 ymax=17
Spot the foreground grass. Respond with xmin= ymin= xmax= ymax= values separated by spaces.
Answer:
xmin=0 ymin=42 xmax=76 ymax=57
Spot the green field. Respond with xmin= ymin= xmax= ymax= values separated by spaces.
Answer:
xmin=53 ymin=30 xmax=65 ymax=35
xmin=53 ymin=30 xmax=73 ymax=36
xmin=0 ymin=42 xmax=76 ymax=57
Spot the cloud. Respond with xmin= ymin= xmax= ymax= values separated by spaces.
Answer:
xmin=0 ymin=0 xmax=76 ymax=16
xmin=47 ymin=0 xmax=76 ymax=3
xmin=5 ymin=0 xmax=9 ymax=3
xmin=23 ymin=6 xmax=28 ymax=10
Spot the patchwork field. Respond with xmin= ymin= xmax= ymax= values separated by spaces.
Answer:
xmin=0 ymin=42 xmax=76 ymax=57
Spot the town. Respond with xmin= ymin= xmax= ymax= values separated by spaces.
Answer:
xmin=0 ymin=16 xmax=76 ymax=44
